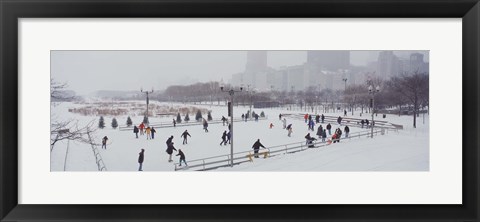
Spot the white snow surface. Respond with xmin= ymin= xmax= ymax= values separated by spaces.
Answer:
xmin=50 ymin=101 xmax=429 ymax=172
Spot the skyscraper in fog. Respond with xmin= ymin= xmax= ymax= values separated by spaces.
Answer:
xmin=307 ymin=51 xmax=350 ymax=71
xmin=245 ymin=51 xmax=267 ymax=73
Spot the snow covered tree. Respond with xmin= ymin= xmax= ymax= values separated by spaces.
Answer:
xmin=111 ymin=118 xmax=118 ymax=129
xmin=184 ymin=113 xmax=190 ymax=122
xmin=260 ymin=111 xmax=265 ymax=117
xmin=207 ymin=111 xmax=213 ymax=121
xmin=176 ymin=113 xmax=182 ymax=123
xmin=98 ymin=116 xmax=105 ymax=129
xmin=143 ymin=115 xmax=149 ymax=124
xmin=195 ymin=110 xmax=203 ymax=121
xmin=126 ymin=116 xmax=132 ymax=127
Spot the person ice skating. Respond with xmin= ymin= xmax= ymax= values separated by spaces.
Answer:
xmin=326 ymin=123 xmax=332 ymax=135
xmin=241 ymin=113 xmax=245 ymax=120
xmin=361 ymin=119 xmax=365 ymax=128
xmin=173 ymin=119 xmax=176 ymax=127
xmin=315 ymin=114 xmax=320 ymax=124
xmin=344 ymin=125 xmax=350 ymax=138
xmin=335 ymin=128 xmax=343 ymax=141
xmin=145 ymin=126 xmax=151 ymax=140
xmin=279 ymin=114 xmax=282 ymax=120
xmin=166 ymin=142 xmax=177 ymax=162
xmin=344 ymin=109 xmax=347 ymax=116
xmin=322 ymin=129 xmax=327 ymax=142
xmin=309 ymin=119 xmax=315 ymax=131
xmin=244 ymin=114 xmax=248 ymax=122
xmin=181 ymin=130 xmax=191 ymax=145
xmin=252 ymin=139 xmax=265 ymax=158
xmin=282 ymin=118 xmax=287 ymax=129
xmin=304 ymin=113 xmax=308 ymax=123
xmin=321 ymin=114 xmax=325 ymax=123
xmin=220 ymin=130 xmax=227 ymax=146
xmin=139 ymin=122 xmax=145 ymax=135
xmin=176 ymin=149 xmax=187 ymax=166
xmin=221 ymin=116 xmax=227 ymax=126
xmin=365 ymin=119 xmax=370 ymax=128
xmin=138 ymin=148 xmax=145 ymax=171
xmin=254 ymin=113 xmax=259 ymax=122
xmin=203 ymin=119 xmax=209 ymax=132
xmin=133 ymin=125 xmax=139 ymax=138
xmin=166 ymin=135 xmax=174 ymax=148
xmin=102 ymin=136 xmax=108 ymax=149
xmin=305 ymin=133 xmax=317 ymax=148
xmin=316 ymin=125 xmax=323 ymax=138
xmin=226 ymin=131 xmax=231 ymax=144
xmin=332 ymin=133 xmax=339 ymax=143
xmin=337 ymin=116 xmax=342 ymax=125
xmin=269 ymin=123 xmax=274 ymax=129
xmin=286 ymin=124 xmax=293 ymax=137
xmin=150 ymin=127 xmax=156 ymax=139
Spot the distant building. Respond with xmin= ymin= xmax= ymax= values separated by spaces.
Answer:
xmin=307 ymin=51 xmax=350 ymax=72
xmin=409 ymin=53 xmax=429 ymax=73
xmin=377 ymin=51 xmax=401 ymax=79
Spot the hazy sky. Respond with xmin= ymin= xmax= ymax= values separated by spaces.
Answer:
xmin=51 ymin=50 xmax=428 ymax=95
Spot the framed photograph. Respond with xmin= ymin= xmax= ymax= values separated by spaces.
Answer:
xmin=1 ymin=0 xmax=479 ymax=221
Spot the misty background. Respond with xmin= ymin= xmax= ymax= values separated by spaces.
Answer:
xmin=51 ymin=50 xmax=429 ymax=96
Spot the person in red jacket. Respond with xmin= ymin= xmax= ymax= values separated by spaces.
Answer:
xmin=139 ymin=122 xmax=145 ymax=135
xmin=304 ymin=113 xmax=308 ymax=123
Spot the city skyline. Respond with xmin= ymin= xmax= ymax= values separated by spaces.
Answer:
xmin=51 ymin=50 xmax=429 ymax=95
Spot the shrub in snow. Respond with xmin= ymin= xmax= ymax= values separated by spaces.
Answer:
xmin=112 ymin=118 xmax=118 ymax=129
xmin=98 ymin=116 xmax=105 ymax=129
xmin=176 ymin=113 xmax=182 ymax=123
xmin=260 ymin=111 xmax=265 ymax=117
xmin=184 ymin=113 xmax=190 ymax=122
xmin=195 ymin=110 xmax=203 ymax=121
xmin=143 ymin=116 xmax=149 ymax=124
xmin=126 ymin=116 xmax=132 ymax=127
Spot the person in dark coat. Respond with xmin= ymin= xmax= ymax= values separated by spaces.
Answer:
xmin=166 ymin=142 xmax=177 ymax=162
xmin=181 ymin=130 xmax=191 ymax=145
xmin=316 ymin=125 xmax=323 ymax=138
xmin=133 ymin=125 xmax=139 ymax=138
xmin=279 ymin=114 xmax=282 ymax=120
xmin=150 ymin=127 xmax=156 ymax=139
xmin=287 ymin=124 xmax=293 ymax=137
xmin=326 ymin=123 xmax=332 ymax=135
xmin=241 ymin=113 xmax=245 ymax=120
xmin=254 ymin=113 xmax=259 ymax=122
xmin=221 ymin=116 xmax=227 ymax=126
xmin=305 ymin=133 xmax=317 ymax=148
xmin=166 ymin=135 xmax=174 ymax=146
xmin=176 ymin=149 xmax=187 ymax=166
xmin=220 ymin=131 xmax=227 ymax=146
xmin=252 ymin=139 xmax=265 ymax=158
xmin=138 ymin=148 xmax=145 ymax=171
xmin=315 ymin=115 xmax=320 ymax=124
xmin=173 ymin=119 xmax=176 ymax=127
xmin=102 ymin=136 xmax=108 ymax=149
xmin=361 ymin=119 xmax=365 ymax=128
xmin=344 ymin=109 xmax=347 ymax=116
xmin=203 ymin=119 xmax=209 ymax=132
xmin=365 ymin=119 xmax=370 ymax=128
xmin=226 ymin=131 xmax=231 ymax=144
xmin=321 ymin=129 xmax=327 ymax=142
xmin=344 ymin=125 xmax=350 ymax=138
xmin=321 ymin=114 xmax=325 ymax=123
xmin=337 ymin=116 xmax=342 ymax=125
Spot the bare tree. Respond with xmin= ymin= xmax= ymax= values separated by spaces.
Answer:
xmin=389 ymin=72 xmax=429 ymax=128
xmin=51 ymin=79 xmax=98 ymax=151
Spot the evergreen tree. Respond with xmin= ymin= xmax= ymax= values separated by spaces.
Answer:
xmin=112 ymin=118 xmax=118 ymax=129
xmin=126 ymin=116 xmax=132 ymax=127
xmin=184 ymin=113 xmax=190 ymax=122
xmin=207 ymin=111 xmax=213 ymax=121
xmin=195 ymin=110 xmax=203 ymax=121
xmin=143 ymin=115 xmax=149 ymax=124
xmin=98 ymin=116 xmax=105 ymax=129
xmin=260 ymin=111 xmax=265 ymax=117
xmin=176 ymin=113 xmax=182 ymax=123
xmin=252 ymin=111 xmax=256 ymax=117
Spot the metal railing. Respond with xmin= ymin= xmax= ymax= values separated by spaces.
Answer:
xmin=286 ymin=114 xmax=401 ymax=130
xmin=174 ymin=129 xmax=389 ymax=171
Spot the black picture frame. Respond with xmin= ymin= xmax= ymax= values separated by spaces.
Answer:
xmin=1 ymin=0 xmax=479 ymax=221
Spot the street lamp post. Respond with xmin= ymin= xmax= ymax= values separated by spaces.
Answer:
xmin=220 ymin=85 xmax=243 ymax=167
xmin=368 ymin=85 xmax=380 ymax=138
xmin=141 ymin=88 xmax=154 ymax=122
xmin=342 ymin=78 xmax=348 ymax=91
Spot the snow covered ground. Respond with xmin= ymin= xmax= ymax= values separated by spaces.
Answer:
xmin=50 ymin=100 xmax=429 ymax=172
